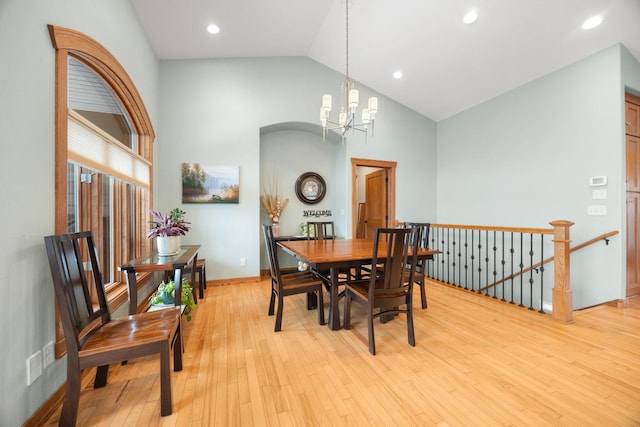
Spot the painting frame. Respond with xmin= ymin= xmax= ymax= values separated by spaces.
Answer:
xmin=182 ymin=163 xmax=240 ymax=204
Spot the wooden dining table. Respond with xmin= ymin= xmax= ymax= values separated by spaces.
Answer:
xmin=277 ymin=238 xmax=438 ymax=330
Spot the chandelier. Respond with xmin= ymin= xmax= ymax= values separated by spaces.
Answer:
xmin=320 ymin=0 xmax=378 ymax=142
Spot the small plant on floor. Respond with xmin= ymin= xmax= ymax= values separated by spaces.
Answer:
xmin=150 ymin=278 xmax=196 ymax=321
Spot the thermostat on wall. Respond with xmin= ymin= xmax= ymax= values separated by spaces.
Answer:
xmin=589 ymin=176 xmax=607 ymax=186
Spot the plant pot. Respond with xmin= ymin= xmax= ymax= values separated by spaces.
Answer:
xmin=156 ymin=235 xmax=180 ymax=256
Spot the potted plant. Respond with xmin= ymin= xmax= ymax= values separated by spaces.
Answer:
xmin=149 ymin=278 xmax=196 ymax=321
xmin=148 ymin=208 xmax=190 ymax=255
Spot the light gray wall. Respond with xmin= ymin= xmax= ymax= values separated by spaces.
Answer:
xmin=0 ymin=0 xmax=158 ymax=425
xmin=156 ymin=57 xmax=437 ymax=280
xmin=437 ymin=44 xmax=639 ymax=309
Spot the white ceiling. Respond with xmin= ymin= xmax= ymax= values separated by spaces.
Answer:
xmin=131 ymin=0 xmax=640 ymax=121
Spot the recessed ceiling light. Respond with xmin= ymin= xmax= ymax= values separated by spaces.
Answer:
xmin=206 ymin=24 xmax=220 ymax=34
xmin=463 ymin=10 xmax=478 ymax=24
xmin=581 ymin=15 xmax=604 ymax=30
xmin=393 ymin=71 xmax=403 ymax=79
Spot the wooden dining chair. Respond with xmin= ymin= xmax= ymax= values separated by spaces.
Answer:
xmin=263 ymin=224 xmax=325 ymax=332
xmin=306 ymin=220 xmax=354 ymax=285
xmin=181 ymin=258 xmax=207 ymax=299
xmin=343 ymin=226 xmax=420 ymax=355
xmin=44 ymin=231 xmax=183 ymax=426
xmin=306 ymin=221 xmax=335 ymax=240
xmin=404 ymin=222 xmax=431 ymax=308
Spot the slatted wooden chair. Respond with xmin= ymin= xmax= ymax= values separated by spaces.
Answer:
xmin=404 ymin=222 xmax=431 ymax=308
xmin=44 ymin=231 xmax=182 ymax=426
xmin=180 ymin=258 xmax=207 ymax=299
xmin=343 ymin=227 xmax=420 ymax=355
xmin=263 ymin=224 xmax=325 ymax=332
xmin=306 ymin=221 xmax=336 ymax=240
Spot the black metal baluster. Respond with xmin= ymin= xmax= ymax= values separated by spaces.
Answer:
xmin=500 ymin=231 xmax=506 ymax=302
xmin=538 ymin=235 xmax=545 ymax=314
xmin=464 ymin=229 xmax=469 ymax=290
xmin=519 ymin=233 xmax=524 ymax=307
xmin=528 ymin=233 xmax=535 ymax=311
xmin=492 ymin=230 xmax=498 ymax=299
xmin=452 ymin=230 xmax=458 ymax=287
xmin=470 ymin=231 xmax=475 ymax=292
xmin=446 ymin=227 xmax=451 ymax=284
xmin=509 ymin=232 xmax=515 ymax=304
xmin=483 ymin=230 xmax=490 ymax=296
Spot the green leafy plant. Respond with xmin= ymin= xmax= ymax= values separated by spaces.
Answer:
xmin=148 ymin=208 xmax=190 ymax=238
xmin=149 ymin=279 xmax=196 ymax=321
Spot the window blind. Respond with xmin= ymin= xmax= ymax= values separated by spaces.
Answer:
xmin=68 ymin=110 xmax=150 ymax=189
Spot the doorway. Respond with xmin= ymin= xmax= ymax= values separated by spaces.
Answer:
xmin=351 ymin=158 xmax=397 ymax=239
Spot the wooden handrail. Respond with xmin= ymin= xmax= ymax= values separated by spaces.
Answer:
xmin=477 ymin=230 xmax=619 ymax=292
xmin=430 ymin=223 xmax=554 ymax=235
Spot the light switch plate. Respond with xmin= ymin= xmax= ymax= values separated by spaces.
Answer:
xmin=592 ymin=189 xmax=607 ymax=200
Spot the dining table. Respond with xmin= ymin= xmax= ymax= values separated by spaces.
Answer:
xmin=277 ymin=238 xmax=438 ymax=330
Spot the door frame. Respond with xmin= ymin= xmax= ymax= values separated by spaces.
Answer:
xmin=351 ymin=158 xmax=397 ymax=239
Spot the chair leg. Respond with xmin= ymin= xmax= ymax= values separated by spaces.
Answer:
xmin=202 ymin=263 xmax=207 ymax=290
xmin=274 ymin=295 xmax=284 ymax=332
xmin=367 ymin=308 xmax=376 ymax=355
xmin=159 ymin=341 xmax=173 ymax=416
xmin=418 ymin=276 xmax=428 ymax=309
xmin=94 ymin=365 xmax=109 ymax=388
xmin=60 ymin=360 xmax=81 ymax=426
xmin=343 ymin=294 xmax=351 ymax=329
xmin=198 ymin=265 xmax=205 ymax=299
xmin=407 ymin=307 xmax=416 ymax=347
xmin=268 ymin=282 xmax=276 ymax=316
xmin=173 ymin=323 xmax=183 ymax=371
xmin=317 ymin=288 xmax=325 ymax=325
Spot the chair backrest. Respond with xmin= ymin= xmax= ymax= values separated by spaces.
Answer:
xmin=307 ymin=221 xmax=335 ymax=240
xmin=262 ymin=224 xmax=282 ymax=286
xmin=369 ymin=227 xmax=420 ymax=298
xmin=404 ymin=222 xmax=430 ymax=249
xmin=44 ymin=231 xmax=110 ymax=355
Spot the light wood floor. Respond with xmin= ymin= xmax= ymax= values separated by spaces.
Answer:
xmin=42 ymin=279 xmax=640 ymax=426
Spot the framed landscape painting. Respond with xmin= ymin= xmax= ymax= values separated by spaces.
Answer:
xmin=182 ymin=163 xmax=239 ymax=204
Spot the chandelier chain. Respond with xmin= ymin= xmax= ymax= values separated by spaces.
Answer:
xmin=345 ymin=0 xmax=349 ymax=80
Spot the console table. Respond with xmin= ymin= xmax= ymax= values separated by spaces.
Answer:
xmin=119 ymin=245 xmax=201 ymax=315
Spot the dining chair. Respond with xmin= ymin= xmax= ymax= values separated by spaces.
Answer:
xmin=404 ymin=222 xmax=431 ymax=308
xmin=343 ymin=226 xmax=420 ymax=355
xmin=306 ymin=221 xmax=336 ymax=240
xmin=263 ymin=224 xmax=325 ymax=332
xmin=181 ymin=258 xmax=207 ymax=299
xmin=44 ymin=231 xmax=183 ymax=425
xmin=306 ymin=220 xmax=354 ymax=285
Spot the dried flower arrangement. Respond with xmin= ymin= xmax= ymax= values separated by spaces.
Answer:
xmin=260 ymin=172 xmax=288 ymax=224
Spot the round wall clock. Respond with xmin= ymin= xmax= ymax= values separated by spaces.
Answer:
xmin=295 ymin=172 xmax=326 ymax=204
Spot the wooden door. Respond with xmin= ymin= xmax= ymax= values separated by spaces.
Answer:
xmin=627 ymin=136 xmax=640 ymax=192
xmin=626 ymin=192 xmax=640 ymax=297
xmin=364 ymin=169 xmax=388 ymax=238
xmin=626 ymin=93 xmax=640 ymax=298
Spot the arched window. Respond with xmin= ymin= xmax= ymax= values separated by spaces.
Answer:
xmin=49 ymin=25 xmax=155 ymax=357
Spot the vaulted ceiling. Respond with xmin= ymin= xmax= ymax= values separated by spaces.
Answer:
xmin=131 ymin=0 xmax=640 ymax=121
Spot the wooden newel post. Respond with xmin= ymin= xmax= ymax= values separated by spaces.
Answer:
xmin=550 ymin=220 xmax=574 ymax=323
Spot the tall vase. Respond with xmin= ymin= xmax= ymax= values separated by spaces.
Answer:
xmin=157 ymin=235 xmax=180 ymax=256
xmin=272 ymin=223 xmax=280 ymax=237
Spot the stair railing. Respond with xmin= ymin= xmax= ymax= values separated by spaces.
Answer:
xmin=424 ymin=220 xmax=618 ymax=323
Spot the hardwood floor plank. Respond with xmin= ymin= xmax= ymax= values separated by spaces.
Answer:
xmin=41 ymin=280 xmax=640 ymax=426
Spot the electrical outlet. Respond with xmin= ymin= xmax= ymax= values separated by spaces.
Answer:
xmin=43 ymin=341 xmax=54 ymax=368
xmin=26 ymin=350 xmax=43 ymax=386
xmin=240 ymin=257 xmax=247 ymax=267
